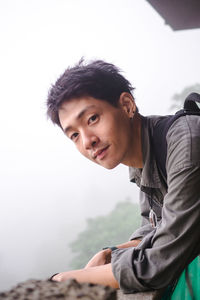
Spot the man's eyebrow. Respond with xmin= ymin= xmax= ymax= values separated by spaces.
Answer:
xmin=63 ymin=105 xmax=96 ymax=135
xmin=77 ymin=105 xmax=96 ymax=120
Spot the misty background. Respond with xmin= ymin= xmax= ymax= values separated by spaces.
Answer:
xmin=0 ymin=0 xmax=200 ymax=291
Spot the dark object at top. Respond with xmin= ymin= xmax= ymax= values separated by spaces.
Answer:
xmin=146 ymin=0 xmax=200 ymax=30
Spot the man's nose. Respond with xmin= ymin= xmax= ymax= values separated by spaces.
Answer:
xmin=82 ymin=131 xmax=99 ymax=149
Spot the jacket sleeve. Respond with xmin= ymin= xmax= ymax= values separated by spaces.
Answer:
xmin=111 ymin=116 xmax=200 ymax=293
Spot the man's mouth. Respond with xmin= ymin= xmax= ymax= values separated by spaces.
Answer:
xmin=93 ymin=145 xmax=110 ymax=160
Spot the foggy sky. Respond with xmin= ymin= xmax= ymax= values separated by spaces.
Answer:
xmin=0 ymin=0 xmax=200 ymax=291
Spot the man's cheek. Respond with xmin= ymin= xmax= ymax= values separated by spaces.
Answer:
xmin=80 ymin=150 xmax=93 ymax=162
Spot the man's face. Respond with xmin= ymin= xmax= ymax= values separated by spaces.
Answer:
xmin=58 ymin=96 xmax=134 ymax=169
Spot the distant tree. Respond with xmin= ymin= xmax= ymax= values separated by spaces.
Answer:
xmin=170 ymin=83 xmax=200 ymax=111
xmin=69 ymin=200 xmax=140 ymax=269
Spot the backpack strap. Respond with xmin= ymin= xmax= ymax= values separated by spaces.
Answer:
xmin=152 ymin=93 xmax=200 ymax=184
xmin=184 ymin=92 xmax=200 ymax=111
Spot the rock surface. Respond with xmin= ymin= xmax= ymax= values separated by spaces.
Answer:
xmin=0 ymin=279 xmax=116 ymax=300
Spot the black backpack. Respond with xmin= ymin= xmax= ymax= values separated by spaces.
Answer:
xmin=152 ymin=92 xmax=200 ymax=184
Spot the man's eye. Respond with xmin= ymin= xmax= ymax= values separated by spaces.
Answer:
xmin=88 ymin=114 xmax=98 ymax=124
xmin=70 ymin=132 xmax=79 ymax=140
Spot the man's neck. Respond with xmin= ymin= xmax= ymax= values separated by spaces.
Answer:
xmin=123 ymin=113 xmax=143 ymax=168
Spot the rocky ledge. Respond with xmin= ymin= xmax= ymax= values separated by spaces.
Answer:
xmin=0 ymin=279 xmax=164 ymax=300
xmin=0 ymin=279 xmax=116 ymax=300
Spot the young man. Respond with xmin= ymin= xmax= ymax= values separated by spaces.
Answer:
xmin=46 ymin=60 xmax=200 ymax=293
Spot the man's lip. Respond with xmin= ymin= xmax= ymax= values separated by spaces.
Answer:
xmin=93 ymin=145 xmax=110 ymax=159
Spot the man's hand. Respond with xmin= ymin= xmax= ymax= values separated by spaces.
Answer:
xmin=85 ymin=239 xmax=141 ymax=269
xmin=51 ymin=240 xmax=141 ymax=287
xmin=51 ymin=264 xmax=119 ymax=289
xmin=85 ymin=249 xmax=111 ymax=269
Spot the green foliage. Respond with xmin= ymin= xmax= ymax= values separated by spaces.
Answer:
xmin=170 ymin=83 xmax=200 ymax=111
xmin=69 ymin=200 xmax=140 ymax=269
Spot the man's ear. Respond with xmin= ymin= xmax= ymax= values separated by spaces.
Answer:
xmin=118 ymin=92 xmax=136 ymax=118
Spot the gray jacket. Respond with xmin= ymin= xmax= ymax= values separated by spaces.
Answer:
xmin=111 ymin=114 xmax=200 ymax=293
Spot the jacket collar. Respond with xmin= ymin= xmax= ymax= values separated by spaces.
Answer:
xmin=129 ymin=116 xmax=162 ymax=189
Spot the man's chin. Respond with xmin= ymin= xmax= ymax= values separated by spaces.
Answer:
xmin=97 ymin=160 xmax=120 ymax=170
xmin=89 ymin=154 xmax=121 ymax=169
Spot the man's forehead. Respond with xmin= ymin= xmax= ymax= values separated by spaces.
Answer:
xmin=59 ymin=101 xmax=97 ymax=119
xmin=59 ymin=97 xmax=100 ymax=112
xmin=59 ymin=96 xmax=111 ymax=119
